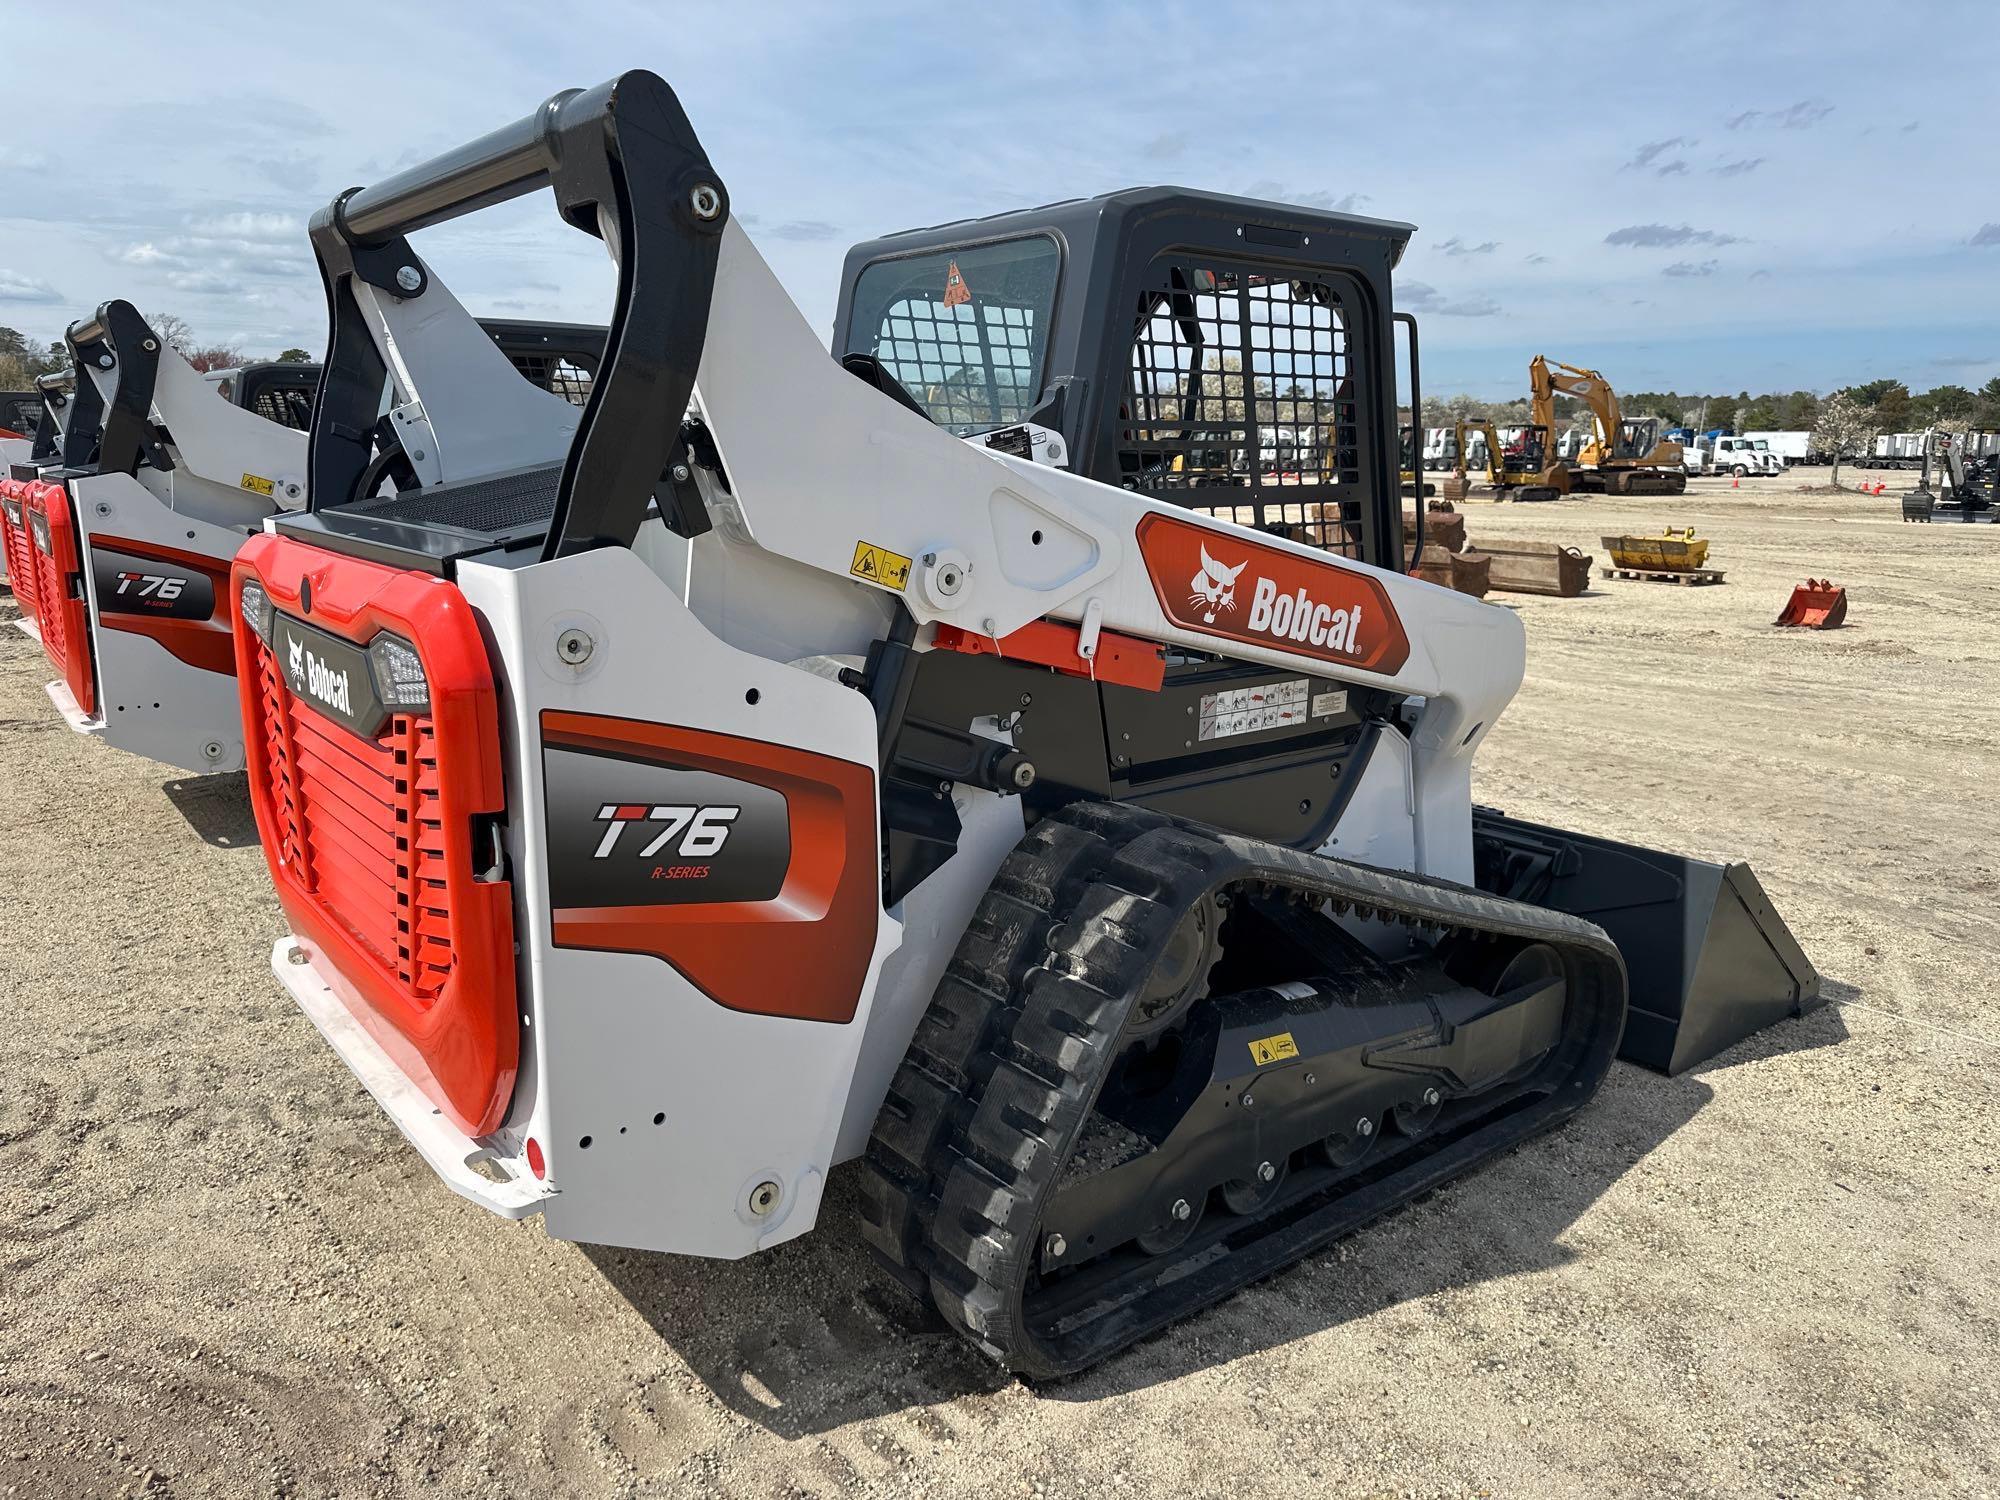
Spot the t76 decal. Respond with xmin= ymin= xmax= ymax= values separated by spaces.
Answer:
xmin=1135 ymin=511 xmax=1411 ymax=676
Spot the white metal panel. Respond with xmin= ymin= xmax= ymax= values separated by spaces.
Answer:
xmin=456 ymin=545 xmax=904 ymax=1258
xmin=68 ymin=470 xmax=251 ymax=772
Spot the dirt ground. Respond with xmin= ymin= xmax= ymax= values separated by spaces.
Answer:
xmin=2 ymin=470 xmax=1996 ymax=1499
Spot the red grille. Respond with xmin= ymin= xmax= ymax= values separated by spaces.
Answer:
xmin=25 ymin=480 xmax=94 ymax=715
xmin=252 ymin=642 xmax=453 ymax=1002
xmin=232 ymin=531 xmax=517 ymax=1138
xmin=0 ymin=479 xmax=37 ymax=620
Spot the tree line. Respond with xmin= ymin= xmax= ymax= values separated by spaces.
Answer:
xmin=0 ymin=321 xmax=313 ymax=390
xmin=1421 ymin=378 xmax=2000 ymax=438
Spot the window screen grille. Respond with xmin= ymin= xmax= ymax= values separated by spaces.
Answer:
xmin=1120 ymin=260 xmax=1365 ymax=558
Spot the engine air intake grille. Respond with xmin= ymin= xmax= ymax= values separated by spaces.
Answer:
xmin=232 ymin=531 xmax=519 ymax=1138
xmin=252 ymin=645 xmax=451 ymax=1001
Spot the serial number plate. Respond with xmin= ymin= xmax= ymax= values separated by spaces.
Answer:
xmin=1198 ymin=678 xmax=1309 ymax=741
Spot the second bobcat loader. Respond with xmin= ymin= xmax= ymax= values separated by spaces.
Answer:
xmin=232 ymin=72 xmax=1820 ymax=1379
xmin=11 ymin=305 xmax=604 ymax=775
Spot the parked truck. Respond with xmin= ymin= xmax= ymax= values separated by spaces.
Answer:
xmin=1741 ymin=430 xmax=1813 ymax=466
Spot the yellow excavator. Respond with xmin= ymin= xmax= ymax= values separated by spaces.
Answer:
xmin=1530 ymin=355 xmax=1687 ymax=495
xmin=1454 ymin=418 xmax=1571 ymax=500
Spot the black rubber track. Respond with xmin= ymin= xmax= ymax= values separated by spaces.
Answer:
xmin=857 ymin=802 xmax=1627 ymax=1379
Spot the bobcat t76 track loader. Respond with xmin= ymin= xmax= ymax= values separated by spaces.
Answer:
xmin=233 ymin=72 xmax=1820 ymax=1377
xmin=6 ymin=305 xmax=602 ymax=775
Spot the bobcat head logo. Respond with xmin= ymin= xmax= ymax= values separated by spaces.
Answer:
xmin=1188 ymin=543 xmax=1247 ymax=624
xmin=287 ymin=635 xmax=305 ymax=688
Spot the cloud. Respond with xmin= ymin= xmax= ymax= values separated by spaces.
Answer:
xmin=765 ymin=220 xmax=837 ymax=241
xmin=1625 ymin=137 xmax=1691 ymax=170
xmin=1654 ymin=160 xmax=1689 ymax=178
xmin=1240 ymin=181 xmax=1367 ymax=213
xmin=1776 ymin=99 xmax=1835 ymax=129
xmin=1662 ymin=260 xmax=1720 ymax=278
xmin=1727 ymin=100 xmax=1833 ymax=131
xmin=1524 ymin=253 xmax=1552 ymax=265
xmin=1712 ymin=158 xmax=1764 ymax=177
xmin=115 ymin=211 xmax=313 ymax=294
xmin=1437 ymin=236 xmax=1499 ymax=256
xmin=232 ymin=151 xmax=322 ymax=193
xmin=1604 ymin=223 xmax=1746 ymax=248
xmin=1971 ymin=223 xmax=2000 ymax=247
xmin=1293 ymin=190 xmax=1369 ymax=213
xmin=1750 ymin=269 xmax=1772 ymax=280
xmin=1141 ymin=130 xmax=1186 ymax=161
xmin=0 ymin=269 xmax=63 ymax=304
xmin=1400 ymin=281 xmax=1500 ymax=317
xmin=1900 ymin=121 xmax=1920 ymax=133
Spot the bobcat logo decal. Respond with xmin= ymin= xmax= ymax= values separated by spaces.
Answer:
xmin=1188 ymin=543 xmax=1247 ymax=624
xmin=287 ymin=635 xmax=305 ymax=688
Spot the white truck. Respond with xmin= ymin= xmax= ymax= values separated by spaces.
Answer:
xmin=1741 ymin=430 xmax=1812 ymax=467
xmin=1704 ymin=435 xmax=1783 ymax=477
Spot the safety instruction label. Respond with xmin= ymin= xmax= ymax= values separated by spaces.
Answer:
xmin=849 ymin=540 xmax=913 ymax=591
xmin=1199 ymin=678 xmax=1308 ymax=741
xmin=1247 ymin=1031 xmax=1300 ymax=1066
xmin=240 ymin=472 xmax=275 ymax=497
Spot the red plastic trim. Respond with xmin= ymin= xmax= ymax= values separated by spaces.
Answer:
xmin=0 ymin=477 xmax=39 ymax=620
xmin=543 ymin=711 xmax=879 ymax=1024
xmin=25 ymin=480 xmax=96 ymax=714
xmin=932 ymin=619 xmax=1167 ymax=692
xmin=92 ymin=535 xmax=237 ymax=677
xmin=233 ymin=531 xmax=518 ymax=1137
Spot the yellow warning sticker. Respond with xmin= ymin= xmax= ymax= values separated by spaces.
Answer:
xmin=240 ymin=472 xmax=275 ymax=497
xmin=849 ymin=540 xmax=913 ymax=591
xmin=1247 ymin=1031 xmax=1300 ymax=1067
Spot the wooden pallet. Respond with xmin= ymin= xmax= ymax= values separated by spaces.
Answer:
xmin=1599 ymin=566 xmax=1726 ymax=586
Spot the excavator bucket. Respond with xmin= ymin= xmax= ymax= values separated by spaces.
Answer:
xmin=1775 ymin=578 xmax=1848 ymax=629
xmin=1473 ymin=812 xmax=1824 ymax=1075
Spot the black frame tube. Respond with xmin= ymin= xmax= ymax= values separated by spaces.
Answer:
xmin=1394 ymin=311 xmax=1422 ymax=560
xmin=64 ymin=300 xmax=169 ymax=477
xmin=305 ymin=70 xmax=728 ymax=564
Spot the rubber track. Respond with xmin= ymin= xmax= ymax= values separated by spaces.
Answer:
xmin=857 ymin=802 xmax=1626 ymax=1378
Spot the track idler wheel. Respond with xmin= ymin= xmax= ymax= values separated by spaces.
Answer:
xmin=1391 ymin=1086 xmax=1445 ymax=1138
xmin=1136 ymin=1192 xmax=1207 ymax=1255
xmin=1320 ymin=1114 xmax=1379 ymax=1170
xmin=1221 ymin=1157 xmax=1290 ymax=1215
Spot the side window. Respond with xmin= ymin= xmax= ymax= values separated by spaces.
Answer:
xmin=847 ymin=237 xmax=1060 ymax=435
xmin=1118 ymin=258 xmax=1364 ymax=558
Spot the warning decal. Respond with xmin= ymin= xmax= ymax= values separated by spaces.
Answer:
xmin=240 ymin=472 xmax=275 ymax=497
xmin=849 ymin=540 xmax=913 ymax=591
xmin=942 ymin=260 xmax=972 ymax=308
xmin=1247 ymin=1031 xmax=1300 ymax=1066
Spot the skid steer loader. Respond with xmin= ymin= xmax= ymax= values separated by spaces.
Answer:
xmin=232 ymin=72 xmax=1819 ymax=1379
xmin=11 ymin=305 xmax=603 ymax=774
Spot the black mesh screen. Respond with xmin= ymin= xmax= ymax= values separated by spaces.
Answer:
xmin=1119 ymin=259 xmax=1364 ymax=558
xmin=871 ymin=298 xmax=1038 ymax=432
xmin=249 ymin=385 xmax=314 ymax=431
xmin=507 ymin=354 xmax=594 ymax=407
xmin=847 ymin=236 xmax=1060 ymax=436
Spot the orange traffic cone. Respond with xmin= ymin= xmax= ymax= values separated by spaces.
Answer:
xmin=1732 ymin=473 xmax=1740 ymax=488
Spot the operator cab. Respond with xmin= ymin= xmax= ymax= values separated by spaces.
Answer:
xmin=835 ymin=188 xmax=1418 ymax=573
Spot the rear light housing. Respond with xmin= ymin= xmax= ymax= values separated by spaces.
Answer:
xmin=232 ymin=531 xmax=519 ymax=1137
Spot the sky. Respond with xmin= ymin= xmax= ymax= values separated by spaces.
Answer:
xmin=1 ymin=0 xmax=1996 ymax=401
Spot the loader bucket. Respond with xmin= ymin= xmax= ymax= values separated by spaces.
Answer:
xmin=1774 ymin=578 xmax=1847 ymax=629
xmin=1472 ymin=811 xmax=1823 ymax=1075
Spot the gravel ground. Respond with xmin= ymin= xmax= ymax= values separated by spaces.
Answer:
xmin=1 ymin=470 xmax=1995 ymax=1499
